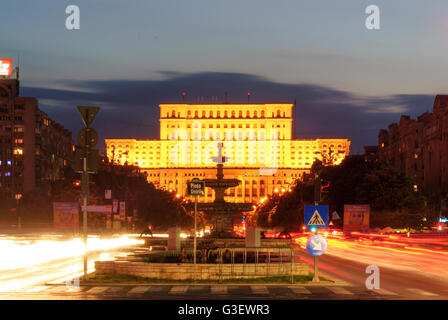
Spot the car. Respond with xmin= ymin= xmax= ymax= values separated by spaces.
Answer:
xmin=277 ymin=231 xmax=291 ymax=239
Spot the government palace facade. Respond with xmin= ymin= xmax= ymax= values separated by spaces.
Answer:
xmin=105 ymin=103 xmax=351 ymax=204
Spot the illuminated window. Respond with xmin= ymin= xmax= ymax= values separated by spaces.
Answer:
xmin=13 ymin=148 xmax=23 ymax=155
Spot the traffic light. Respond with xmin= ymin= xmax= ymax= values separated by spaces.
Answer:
xmin=321 ymin=180 xmax=330 ymax=193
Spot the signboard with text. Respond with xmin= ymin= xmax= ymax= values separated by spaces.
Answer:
xmin=187 ymin=179 xmax=205 ymax=196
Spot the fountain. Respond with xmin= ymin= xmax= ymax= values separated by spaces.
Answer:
xmin=186 ymin=143 xmax=253 ymax=237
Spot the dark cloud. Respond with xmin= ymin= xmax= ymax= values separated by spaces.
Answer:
xmin=21 ymin=72 xmax=436 ymax=154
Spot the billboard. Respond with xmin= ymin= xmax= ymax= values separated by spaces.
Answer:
xmin=81 ymin=205 xmax=112 ymax=231
xmin=0 ymin=59 xmax=12 ymax=76
xmin=53 ymin=202 xmax=79 ymax=231
xmin=344 ymin=204 xmax=370 ymax=233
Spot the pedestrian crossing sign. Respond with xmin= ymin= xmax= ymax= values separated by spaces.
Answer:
xmin=305 ymin=205 xmax=329 ymax=229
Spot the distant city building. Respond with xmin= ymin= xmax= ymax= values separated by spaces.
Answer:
xmin=0 ymin=79 xmax=74 ymax=197
xmin=378 ymin=95 xmax=448 ymax=197
xmin=106 ymin=103 xmax=351 ymax=203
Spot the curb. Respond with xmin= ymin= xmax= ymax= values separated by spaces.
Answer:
xmin=46 ymin=281 xmax=348 ymax=287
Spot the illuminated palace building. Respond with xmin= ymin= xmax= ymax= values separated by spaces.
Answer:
xmin=106 ymin=103 xmax=351 ymax=203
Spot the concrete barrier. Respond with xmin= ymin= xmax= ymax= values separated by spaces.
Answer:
xmin=95 ymin=260 xmax=309 ymax=280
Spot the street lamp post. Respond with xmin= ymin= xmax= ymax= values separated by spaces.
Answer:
xmin=194 ymin=194 xmax=197 ymax=281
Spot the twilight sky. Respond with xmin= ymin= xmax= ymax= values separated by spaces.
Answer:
xmin=1 ymin=0 xmax=448 ymax=153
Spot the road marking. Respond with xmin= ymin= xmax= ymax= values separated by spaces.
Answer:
xmin=407 ymin=288 xmax=439 ymax=296
xmin=250 ymin=286 xmax=269 ymax=295
xmin=288 ymin=286 xmax=312 ymax=295
xmin=106 ymin=287 xmax=125 ymax=294
xmin=148 ymin=286 xmax=165 ymax=293
xmin=211 ymin=286 xmax=227 ymax=295
xmin=169 ymin=286 xmax=188 ymax=294
xmin=327 ymin=287 xmax=354 ymax=295
xmin=85 ymin=286 xmax=110 ymax=294
xmin=128 ymin=286 xmax=152 ymax=295
xmin=371 ymin=288 xmax=398 ymax=296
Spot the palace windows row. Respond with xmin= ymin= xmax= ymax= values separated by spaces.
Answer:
xmin=166 ymin=109 xmax=289 ymax=119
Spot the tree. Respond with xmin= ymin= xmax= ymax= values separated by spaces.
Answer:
xmin=320 ymin=155 xmax=429 ymax=229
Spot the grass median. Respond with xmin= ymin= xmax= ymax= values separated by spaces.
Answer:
xmin=80 ymin=273 xmax=333 ymax=284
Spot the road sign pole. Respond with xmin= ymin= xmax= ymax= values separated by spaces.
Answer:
xmin=312 ymin=227 xmax=320 ymax=282
xmin=312 ymin=198 xmax=320 ymax=283
xmin=77 ymin=105 xmax=99 ymax=277
xmin=83 ymin=158 xmax=88 ymax=276
xmin=312 ymin=255 xmax=320 ymax=282
xmin=194 ymin=195 xmax=197 ymax=281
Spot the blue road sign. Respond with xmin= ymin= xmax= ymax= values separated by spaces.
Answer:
xmin=305 ymin=205 xmax=329 ymax=229
xmin=306 ymin=235 xmax=327 ymax=256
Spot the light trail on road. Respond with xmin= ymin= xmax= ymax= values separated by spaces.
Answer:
xmin=292 ymin=232 xmax=448 ymax=282
xmin=0 ymin=234 xmax=144 ymax=292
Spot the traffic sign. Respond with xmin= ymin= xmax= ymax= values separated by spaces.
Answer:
xmin=332 ymin=211 xmax=341 ymax=220
xmin=306 ymin=235 xmax=327 ymax=256
xmin=77 ymin=106 xmax=99 ymax=127
xmin=73 ymin=148 xmax=99 ymax=173
xmin=187 ymin=178 xmax=205 ymax=196
xmin=77 ymin=128 xmax=98 ymax=148
xmin=305 ymin=205 xmax=329 ymax=229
